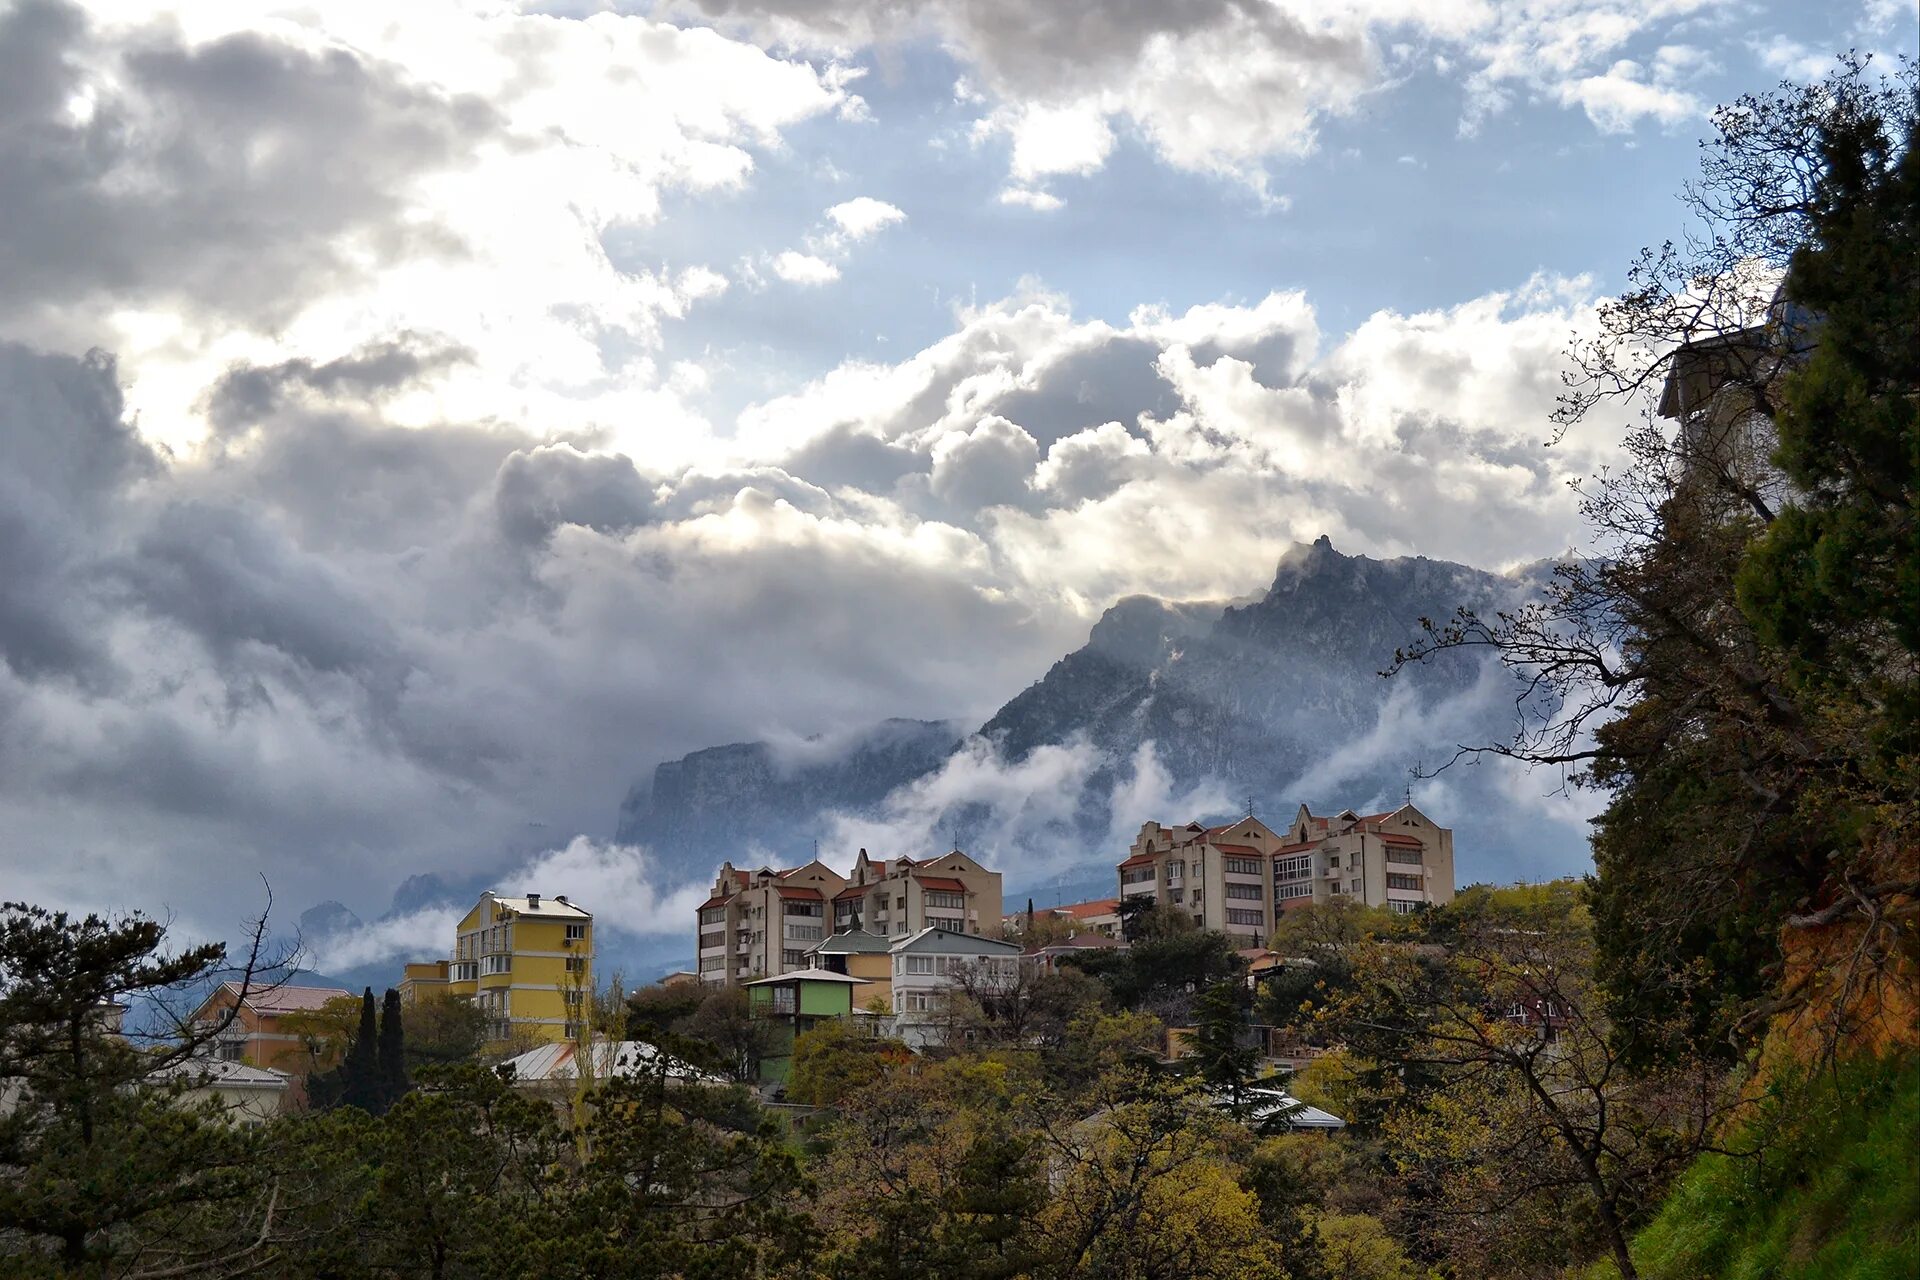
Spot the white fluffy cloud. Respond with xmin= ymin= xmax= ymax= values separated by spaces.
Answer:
xmin=2 ymin=0 xmax=859 ymax=455
xmin=670 ymin=0 xmax=1723 ymax=199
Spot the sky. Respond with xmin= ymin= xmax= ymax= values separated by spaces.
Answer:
xmin=0 ymin=0 xmax=1912 ymax=966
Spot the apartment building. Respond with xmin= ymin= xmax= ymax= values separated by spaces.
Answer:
xmin=187 ymin=982 xmax=354 ymax=1071
xmin=1117 ymin=804 xmax=1456 ymax=943
xmin=442 ymin=892 xmax=593 ymax=1045
xmin=697 ymin=848 xmax=1003 ymax=986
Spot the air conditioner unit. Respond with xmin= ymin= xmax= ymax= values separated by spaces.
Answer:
xmin=562 ymin=937 xmax=574 ymax=947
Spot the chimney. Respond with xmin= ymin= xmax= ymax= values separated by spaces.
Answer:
xmin=528 ymin=893 xmax=540 ymax=909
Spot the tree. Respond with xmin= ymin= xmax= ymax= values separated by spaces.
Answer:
xmin=1317 ymin=890 xmax=1744 ymax=1280
xmin=324 ymin=987 xmax=382 ymax=1114
xmin=1387 ymin=59 xmax=1920 ymax=1062
xmin=0 ymin=898 xmax=291 ymax=1275
xmin=1032 ymin=1071 xmax=1289 ymax=1280
xmin=377 ymin=988 xmax=410 ymax=1112
xmin=678 ymin=985 xmax=773 ymax=1082
xmin=787 ymin=1020 xmax=912 ymax=1107
xmin=402 ymin=990 xmax=488 ymax=1068
xmin=1187 ymin=980 xmax=1261 ymax=1119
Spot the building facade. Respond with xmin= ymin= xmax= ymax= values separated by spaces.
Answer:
xmin=188 ymin=982 xmax=353 ymax=1072
xmin=744 ymin=968 xmax=870 ymax=1084
xmin=442 ymin=892 xmax=593 ymax=1046
xmin=886 ymin=926 xmax=1023 ymax=1049
xmin=1117 ymin=804 xmax=1456 ymax=943
xmin=698 ymin=849 xmax=1003 ymax=986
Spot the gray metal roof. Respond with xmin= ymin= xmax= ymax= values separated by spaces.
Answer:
xmin=742 ymin=967 xmax=870 ymax=986
xmin=889 ymin=926 xmax=1023 ymax=956
xmin=809 ymin=930 xmax=894 ymax=955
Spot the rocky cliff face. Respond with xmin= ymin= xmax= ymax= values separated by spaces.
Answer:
xmin=617 ymin=538 xmax=1576 ymax=889
xmin=615 ymin=718 xmax=965 ymax=868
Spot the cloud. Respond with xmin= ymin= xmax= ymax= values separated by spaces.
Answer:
xmin=825 ymin=196 xmax=907 ymax=239
xmin=306 ymin=838 xmax=710 ymax=971
xmin=665 ymin=0 xmax=1726 ymax=193
xmin=771 ymin=250 xmax=842 ymax=285
xmin=765 ymin=196 xmax=907 ymax=285
xmin=1 ymin=0 xmax=857 ymax=453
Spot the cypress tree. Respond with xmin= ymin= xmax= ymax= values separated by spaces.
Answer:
xmin=340 ymin=987 xmax=380 ymax=1113
xmin=377 ymin=987 xmax=410 ymax=1110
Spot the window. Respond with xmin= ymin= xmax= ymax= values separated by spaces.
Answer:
xmin=699 ymin=931 xmax=725 ymax=951
xmin=1275 ymin=854 xmax=1312 ymax=880
xmin=1170 ymin=888 xmax=1185 ymax=904
xmin=784 ymin=901 xmax=823 ymax=918
xmin=566 ymin=955 xmax=588 ymax=973
xmin=451 ymin=962 xmax=478 ymax=982
xmin=1387 ymin=874 xmax=1422 ymax=891
xmin=1166 ymin=860 xmax=1185 ymax=882
xmin=565 ymin=923 xmax=586 ymax=941
xmin=217 ymin=1040 xmax=244 ymax=1062
xmin=563 ymin=989 xmax=584 ymax=1008
xmin=1276 ymin=882 xmax=1313 ymax=901
xmin=785 ymin=924 xmax=823 ymax=941
xmin=699 ymin=956 xmax=725 ymax=972
xmin=770 ymin=987 xmax=796 ymax=1014
xmin=1225 ymin=882 xmax=1262 ymax=900
xmin=1327 ymin=855 xmax=1340 ymax=869
xmin=905 ymin=956 xmax=936 ymax=974
xmin=1349 ymin=879 xmax=1361 ymax=894
xmin=1223 ymin=857 xmax=1261 ymax=876
xmin=1225 ymin=909 xmax=1265 ymax=927
xmin=1121 ymin=867 xmax=1156 ymax=886
xmin=924 ymin=891 xmax=964 ymax=910
xmin=699 ymin=907 xmax=727 ymax=925
xmin=564 ymin=1023 xmax=581 ymax=1039
xmin=1389 ymin=900 xmax=1420 ymax=914
xmin=782 ymin=949 xmax=806 ymax=967
xmin=482 ymin=954 xmax=512 ymax=976
xmin=1387 ymin=848 xmax=1423 ymax=865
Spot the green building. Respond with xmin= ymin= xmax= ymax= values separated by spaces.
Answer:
xmin=743 ymin=967 xmax=870 ymax=1085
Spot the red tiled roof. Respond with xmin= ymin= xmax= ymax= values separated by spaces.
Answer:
xmin=1377 ymin=833 xmax=1424 ymax=848
xmin=1271 ymin=840 xmax=1320 ymax=856
xmin=1118 ymin=853 xmax=1157 ymax=870
xmin=699 ymin=895 xmax=732 ymax=910
xmin=1062 ymin=898 xmax=1118 ymax=918
xmin=1212 ymin=842 xmax=1262 ymax=855
xmin=775 ymin=886 xmax=823 ymax=900
xmin=833 ymin=885 xmax=871 ymax=901
xmin=913 ymin=876 xmax=967 ymax=893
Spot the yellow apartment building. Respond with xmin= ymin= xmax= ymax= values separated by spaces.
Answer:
xmin=442 ymin=892 xmax=593 ymax=1045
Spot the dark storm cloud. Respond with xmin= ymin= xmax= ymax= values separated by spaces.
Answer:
xmin=0 ymin=0 xmax=495 ymax=338
xmin=490 ymin=445 xmax=661 ymax=549
xmin=0 ymin=342 xmax=153 ymax=683
xmin=206 ymin=338 xmax=475 ymax=434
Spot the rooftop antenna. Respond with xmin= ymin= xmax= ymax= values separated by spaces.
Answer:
xmin=1245 ymin=794 xmax=1256 ymax=819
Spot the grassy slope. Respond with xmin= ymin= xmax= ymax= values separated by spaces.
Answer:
xmin=1586 ymin=1054 xmax=1919 ymax=1280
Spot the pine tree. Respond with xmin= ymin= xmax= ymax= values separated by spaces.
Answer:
xmin=377 ymin=987 xmax=410 ymax=1111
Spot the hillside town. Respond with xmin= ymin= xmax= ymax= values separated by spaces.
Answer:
xmin=137 ymin=800 xmax=1456 ymax=1112
xmin=2 ymin=37 xmax=1914 ymax=1280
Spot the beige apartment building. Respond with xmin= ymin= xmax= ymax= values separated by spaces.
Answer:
xmin=697 ymin=848 xmax=1002 ymax=986
xmin=1117 ymin=804 xmax=1456 ymax=944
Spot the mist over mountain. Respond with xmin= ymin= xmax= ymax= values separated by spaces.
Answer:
xmin=618 ymin=538 xmax=1593 ymax=904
